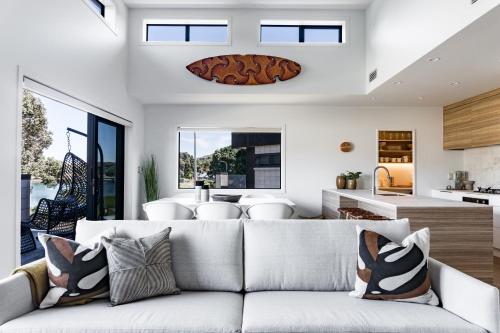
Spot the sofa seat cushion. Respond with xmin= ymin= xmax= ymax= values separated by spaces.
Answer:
xmin=0 ymin=292 xmax=243 ymax=333
xmin=242 ymin=291 xmax=486 ymax=333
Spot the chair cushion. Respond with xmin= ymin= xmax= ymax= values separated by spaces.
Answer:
xmin=242 ymin=291 xmax=487 ymax=333
xmin=76 ymin=220 xmax=243 ymax=292
xmin=244 ymin=219 xmax=411 ymax=291
xmin=0 ymin=292 xmax=243 ymax=333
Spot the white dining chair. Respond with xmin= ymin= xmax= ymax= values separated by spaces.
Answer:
xmin=195 ymin=202 xmax=242 ymax=220
xmin=246 ymin=203 xmax=295 ymax=220
xmin=143 ymin=201 xmax=194 ymax=220
xmin=244 ymin=193 xmax=275 ymax=198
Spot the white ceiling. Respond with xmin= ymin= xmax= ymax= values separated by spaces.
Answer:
xmin=123 ymin=0 xmax=374 ymax=9
xmin=368 ymin=4 xmax=500 ymax=107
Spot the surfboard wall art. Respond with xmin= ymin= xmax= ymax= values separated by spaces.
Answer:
xmin=186 ymin=54 xmax=301 ymax=85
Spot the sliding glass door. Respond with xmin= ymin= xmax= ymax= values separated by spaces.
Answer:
xmin=87 ymin=115 xmax=125 ymax=220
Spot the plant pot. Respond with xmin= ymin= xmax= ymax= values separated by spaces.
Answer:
xmin=346 ymin=179 xmax=357 ymax=190
xmin=336 ymin=176 xmax=346 ymax=189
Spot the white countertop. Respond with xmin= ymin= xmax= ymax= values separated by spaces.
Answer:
xmin=325 ymin=189 xmax=491 ymax=209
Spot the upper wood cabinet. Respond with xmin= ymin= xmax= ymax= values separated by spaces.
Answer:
xmin=443 ymin=88 xmax=500 ymax=150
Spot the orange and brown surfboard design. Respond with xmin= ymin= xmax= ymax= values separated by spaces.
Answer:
xmin=186 ymin=54 xmax=301 ymax=85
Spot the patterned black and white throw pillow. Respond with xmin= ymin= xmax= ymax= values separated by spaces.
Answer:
xmin=101 ymin=227 xmax=180 ymax=306
xmin=349 ymin=226 xmax=439 ymax=305
xmin=39 ymin=230 xmax=113 ymax=309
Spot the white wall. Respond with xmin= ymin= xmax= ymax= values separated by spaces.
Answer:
xmin=127 ymin=8 xmax=366 ymax=104
xmin=366 ymin=0 xmax=500 ymax=91
xmin=0 ymin=0 xmax=144 ymax=277
xmin=144 ymin=105 xmax=463 ymax=216
xmin=464 ymin=146 xmax=500 ymax=188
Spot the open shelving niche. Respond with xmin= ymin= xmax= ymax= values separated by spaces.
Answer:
xmin=376 ymin=130 xmax=416 ymax=194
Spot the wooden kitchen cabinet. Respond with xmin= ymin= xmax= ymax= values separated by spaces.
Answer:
xmin=443 ymin=105 xmax=472 ymax=149
xmin=443 ymin=88 xmax=500 ymax=150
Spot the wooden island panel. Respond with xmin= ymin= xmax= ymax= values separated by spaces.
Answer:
xmin=397 ymin=206 xmax=493 ymax=283
xmin=322 ymin=189 xmax=493 ymax=283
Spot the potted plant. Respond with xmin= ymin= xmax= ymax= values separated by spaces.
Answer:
xmin=140 ymin=155 xmax=159 ymax=202
xmin=336 ymin=173 xmax=347 ymax=189
xmin=345 ymin=171 xmax=362 ymax=190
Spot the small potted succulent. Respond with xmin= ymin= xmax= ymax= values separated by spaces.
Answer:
xmin=345 ymin=171 xmax=362 ymax=190
xmin=336 ymin=173 xmax=347 ymax=189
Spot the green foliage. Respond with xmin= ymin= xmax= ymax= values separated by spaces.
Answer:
xmin=196 ymin=154 xmax=212 ymax=176
xmin=31 ymin=157 xmax=63 ymax=186
xmin=179 ymin=152 xmax=194 ymax=180
xmin=209 ymin=146 xmax=246 ymax=177
xmin=140 ymin=155 xmax=160 ymax=202
xmin=346 ymin=171 xmax=362 ymax=180
xmin=21 ymin=90 xmax=62 ymax=185
xmin=179 ymin=146 xmax=246 ymax=188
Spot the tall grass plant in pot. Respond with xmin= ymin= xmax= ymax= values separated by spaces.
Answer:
xmin=140 ymin=155 xmax=160 ymax=202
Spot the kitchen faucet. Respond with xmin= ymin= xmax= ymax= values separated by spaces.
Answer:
xmin=372 ymin=166 xmax=391 ymax=195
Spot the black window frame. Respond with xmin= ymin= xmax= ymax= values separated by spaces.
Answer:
xmin=260 ymin=24 xmax=343 ymax=43
xmin=146 ymin=24 xmax=228 ymax=42
xmin=177 ymin=130 xmax=283 ymax=190
xmin=89 ymin=0 xmax=105 ymax=18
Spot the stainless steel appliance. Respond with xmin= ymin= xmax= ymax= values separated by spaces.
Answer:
xmin=451 ymin=171 xmax=468 ymax=190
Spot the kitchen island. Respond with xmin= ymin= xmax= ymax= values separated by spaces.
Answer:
xmin=322 ymin=189 xmax=493 ymax=283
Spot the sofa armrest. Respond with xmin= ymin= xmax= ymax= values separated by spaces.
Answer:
xmin=429 ymin=258 xmax=499 ymax=333
xmin=0 ymin=273 xmax=35 ymax=326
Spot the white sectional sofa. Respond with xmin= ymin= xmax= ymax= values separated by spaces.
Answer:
xmin=0 ymin=219 xmax=499 ymax=333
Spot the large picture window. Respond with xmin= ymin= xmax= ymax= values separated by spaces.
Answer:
xmin=178 ymin=128 xmax=282 ymax=190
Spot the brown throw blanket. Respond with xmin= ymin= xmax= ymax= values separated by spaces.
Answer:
xmin=12 ymin=259 xmax=49 ymax=307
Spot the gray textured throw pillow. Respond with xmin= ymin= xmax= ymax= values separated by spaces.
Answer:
xmin=101 ymin=227 xmax=180 ymax=306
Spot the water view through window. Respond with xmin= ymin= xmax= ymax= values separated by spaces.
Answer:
xmin=178 ymin=129 xmax=282 ymax=189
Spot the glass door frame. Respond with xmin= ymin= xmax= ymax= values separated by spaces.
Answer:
xmin=86 ymin=114 xmax=125 ymax=220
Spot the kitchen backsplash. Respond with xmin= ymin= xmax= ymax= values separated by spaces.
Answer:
xmin=463 ymin=145 xmax=500 ymax=188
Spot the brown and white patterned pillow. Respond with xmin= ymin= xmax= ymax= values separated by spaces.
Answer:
xmin=349 ymin=226 xmax=439 ymax=305
xmin=38 ymin=230 xmax=113 ymax=309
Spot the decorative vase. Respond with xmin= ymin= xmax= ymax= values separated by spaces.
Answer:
xmin=346 ymin=179 xmax=357 ymax=190
xmin=336 ymin=176 xmax=346 ymax=189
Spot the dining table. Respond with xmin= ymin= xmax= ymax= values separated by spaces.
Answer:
xmin=157 ymin=196 xmax=296 ymax=211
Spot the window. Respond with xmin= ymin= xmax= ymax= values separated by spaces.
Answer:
xmin=146 ymin=21 xmax=229 ymax=43
xmin=89 ymin=0 xmax=105 ymax=17
xmin=178 ymin=128 xmax=283 ymax=190
xmin=260 ymin=20 xmax=344 ymax=44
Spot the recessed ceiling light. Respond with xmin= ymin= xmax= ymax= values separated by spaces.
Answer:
xmin=428 ymin=57 xmax=441 ymax=62
xmin=418 ymin=96 xmax=424 ymax=101
xmin=450 ymin=81 xmax=461 ymax=86
xmin=393 ymin=81 xmax=402 ymax=85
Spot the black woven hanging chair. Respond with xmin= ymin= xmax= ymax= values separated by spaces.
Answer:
xmin=25 ymin=152 xmax=87 ymax=239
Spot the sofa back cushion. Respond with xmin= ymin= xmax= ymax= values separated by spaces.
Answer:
xmin=244 ymin=219 xmax=411 ymax=292
xmin=76 ymin=220 xmax=243 ymax=292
